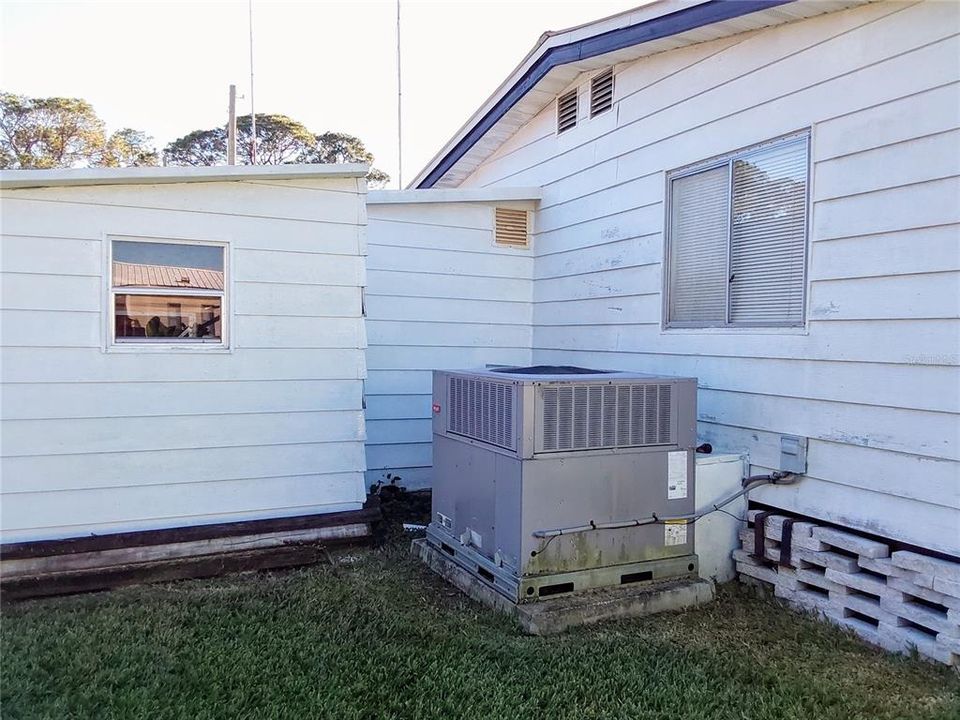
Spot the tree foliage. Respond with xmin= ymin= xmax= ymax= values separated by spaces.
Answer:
xmin=100 ymin=128 xmax=160 ymax=168
xmin=0 ymin=93 xmax=159 ymax=169
xmin=164 ymin=114 xmax=389 ymax=187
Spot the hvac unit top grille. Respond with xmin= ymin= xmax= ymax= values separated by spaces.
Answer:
xmin=557 ymin=89 xmax=578 ymax=133
xmin=538 ymin=383 xmax=673 ymax=452
xmin=590 ymin=68 xmax=614 ymax=117
xmin=448 ymin=376 xmax=516 ymax=450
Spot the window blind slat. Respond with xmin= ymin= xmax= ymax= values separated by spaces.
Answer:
xmin=668 ymin=165 xmax=730 ymax=324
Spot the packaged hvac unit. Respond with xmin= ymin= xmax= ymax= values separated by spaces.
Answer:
xmin=428 ymin=366 xmax=699 ymax=602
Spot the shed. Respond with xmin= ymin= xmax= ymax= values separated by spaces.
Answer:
xmin=0 ymin=165 xmax=371 ymax=547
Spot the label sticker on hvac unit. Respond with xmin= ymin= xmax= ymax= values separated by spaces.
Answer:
xmin=667 ymin=451 xmax=688 ymax=500
xmin=664 ymin=520 xmax=688 ymax=546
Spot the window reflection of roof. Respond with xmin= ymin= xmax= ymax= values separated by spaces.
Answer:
xmin=112 ymin=261 xmax=224 ymax=291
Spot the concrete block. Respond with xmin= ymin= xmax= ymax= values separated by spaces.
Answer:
xmin=776 ymin=566 xmax=799 ymax=592
xmin=412 ymin=538 xmax=715 ymax=636
xmin=736 ymin=560 xmax=778 ymax=586
xmin=746 ymin=511 xmax=826 ymax=550
xmin=825 ymin=567 xmax=886 ymax=596
xmin=737 ymin=532 xmax=780 ymax=563
xmin=811 ymin=526 xmax=889 ymax=559
xmin=937 ymin=634 xmax=960 ymax=654
xmin=831 ymin=591 xmax=900 ymax=625
xmin=881 ymin=595 xmax=957 ymax=636
xmin=878 ymin=622 xmax=953 ymax=664
xmin=732 ymin=548 xmax=764 ymax=567
xmin=787 ymin=587 xmax=840 ymax=620
xmin=934 ymin=576 xmax=960 ymax=599
xmin=892 ymin=551 xmax=960 ymax=583
xmin=859 ymin=557 xmax=934 ymax=588
xmin=886 ymin=575 xmax=960 ymax=610
xmin=796 ymin=567 xmax=845 ymax=594
xmin=795 ymin=548 xmax=859 ymax=573
xmin=834 ymin=615 xmax=881 ymax=646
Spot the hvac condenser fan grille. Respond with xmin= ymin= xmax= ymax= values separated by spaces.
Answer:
xmin=539 ymin=383 xmax=674 ymax=452
xmin=448 ymin=376 xmax=516 ymax=450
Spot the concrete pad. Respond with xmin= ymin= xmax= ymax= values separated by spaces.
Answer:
xmin=413 ymin=538 xmax=714 ymax=636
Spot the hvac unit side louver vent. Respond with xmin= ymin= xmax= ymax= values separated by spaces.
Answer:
xmin=448 ymin=376 xmax=516 ymax=450
xmin=590 ymin=68 xmax=614 ymax=117
xmin=538 ymin=382 xmax=673 ymax=452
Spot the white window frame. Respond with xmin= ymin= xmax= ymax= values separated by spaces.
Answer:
xmin=103 ymin=234 xmax=231 ymax=352
xmin=662 ymin=130 xmax=811 ymax=331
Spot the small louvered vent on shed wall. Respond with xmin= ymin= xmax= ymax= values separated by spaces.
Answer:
xmin=448 ymin=376 xmax=516 ymax=450
xmin=590 ymin=68 xmax=614 ymax=117
xmin=557 ymin=89 xmax=578 ymax=133
xmin=494 ymin=208 xmax=529 ymax=248
xmin=538 ymin=383 xmax=673 ymax=452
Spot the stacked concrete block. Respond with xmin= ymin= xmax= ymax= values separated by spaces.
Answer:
xmin=735 ymin=510 xmax=960 ymax=666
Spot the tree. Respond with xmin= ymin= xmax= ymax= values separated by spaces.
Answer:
xmin=0 ymin=92 xmax=158 ymax=169
xmin=1 ymin=93 xmax=104 ymax=169
xmin=101 ymin=128 xmax=160 ymax=167
xmin=164 ymin=114 xmax=389 ymax=187
xmin=306 ymin=132 xmax=390 ymax=187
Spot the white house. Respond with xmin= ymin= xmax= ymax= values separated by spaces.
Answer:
xmin=0 ymin=165 xmax=371 ymax=546
xmin=367 ymin=0 xmax=960 ymax=558
xmin=1 ymin=0 xmax=957 ymax=656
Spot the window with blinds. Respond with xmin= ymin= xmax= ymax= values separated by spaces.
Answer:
xmin=665 ymin=133 xmax=809 ymax=328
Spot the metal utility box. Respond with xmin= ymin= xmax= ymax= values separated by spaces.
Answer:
xmin=427 ymin=366 xmax=699 ymax=602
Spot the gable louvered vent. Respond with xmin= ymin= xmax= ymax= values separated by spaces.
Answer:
xmin=590 ymin=68 xmax=614 ymax=117
xmin=495 ymin=208 xmax=529 ymax=248
xmin=557 ymin=89 xmax=578 ymax=133
xmin=537 ymin=382 xmax=674 ymax=452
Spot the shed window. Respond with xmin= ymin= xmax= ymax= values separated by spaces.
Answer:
xmin=557 ymin=89 xmax=578 ymax=134
xmin=590 ymin=68 xmax=614 ymax=117
xmin=665 ymin=132 xmax=809 ymax=328
xmin=110 ymin=239 xmax=226 ymax=345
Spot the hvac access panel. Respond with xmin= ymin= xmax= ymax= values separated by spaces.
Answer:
xmin=429 ymin=367 xmax=699 ymax=602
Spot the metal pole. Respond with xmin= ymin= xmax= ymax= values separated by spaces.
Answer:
xmin=396 ymin=0 xmax=402 ymax=188
xmin=248 ymin=0 xmax=257 ymax=164
xmin=227 ymin=84 xmax=237 ymax=166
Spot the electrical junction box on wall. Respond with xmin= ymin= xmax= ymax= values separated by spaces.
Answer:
xmin=427 ymin=366 xmax=700 ymax=603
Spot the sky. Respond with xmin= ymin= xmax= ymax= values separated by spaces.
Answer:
xmin=1 ymin=0 xmax=642 ymax=186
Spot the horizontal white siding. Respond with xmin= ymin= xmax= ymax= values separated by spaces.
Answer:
xmin=458 ymin=2 xmax=960 ymax=554
xmin=365 ymin=201 xmax=534 ymax=488
xmin=0 ymin=177 xmax=369 ymax=542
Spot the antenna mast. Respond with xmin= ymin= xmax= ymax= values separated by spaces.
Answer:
xmin=248 ymin=0 xmax=257 ymax=164
xmin=227 ymin=84 xmax=237 ymax=165
xmin=396 ymin=0 xmax=403 ymax=188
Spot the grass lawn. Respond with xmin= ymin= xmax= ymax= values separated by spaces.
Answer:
xmin=2 ymin=538 xmax=958 ymax=720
